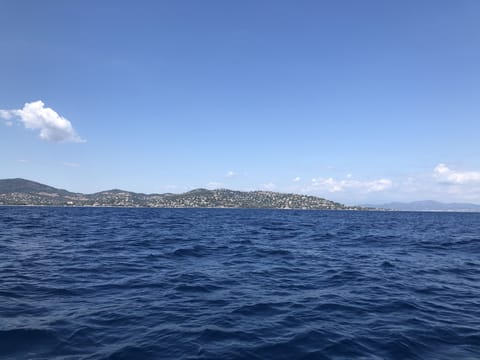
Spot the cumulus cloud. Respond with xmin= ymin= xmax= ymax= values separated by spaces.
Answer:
xmin=310 ymin=176 xmax=393 ymax=193
xmin=434 ymin=163 xmax=480 ymax=184
xmin=293 ymin=176 xmax=301 ymax=182
xmin=226 ymin=171 xmax=237 ymax=178
xmin=0 ymin=101 xmax=84 ymax=143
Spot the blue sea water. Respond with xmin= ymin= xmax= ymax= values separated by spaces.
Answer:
xmin=0 ymin=207 xmax=479 ymax=360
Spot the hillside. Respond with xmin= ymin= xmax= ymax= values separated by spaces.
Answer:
xmin=0 ymin=178 xmax=73 ymax=196
xmin=0 ymin=178 xmax=362 ymax=210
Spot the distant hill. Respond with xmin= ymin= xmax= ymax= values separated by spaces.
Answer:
xmin=0 ymin=178 xmax=364 ymax=210
xmin=364 ymin=200 xmax=480 ymax=212
xmin=0 ymin=178 xmax=74 ymax=196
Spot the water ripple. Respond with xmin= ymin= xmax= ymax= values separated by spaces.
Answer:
xmin=1 ymin=207 xmax=480 ymax=359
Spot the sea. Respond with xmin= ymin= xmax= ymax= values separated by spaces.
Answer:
xmin=0 ymin=207 xmax=479 ymax=360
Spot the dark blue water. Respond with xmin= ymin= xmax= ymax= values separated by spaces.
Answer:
xmin=1 ymin=207 xmax=479 ymax=359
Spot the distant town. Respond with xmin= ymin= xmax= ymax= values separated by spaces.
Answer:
xmin=0 ymin=178 xmax=365 ymax=210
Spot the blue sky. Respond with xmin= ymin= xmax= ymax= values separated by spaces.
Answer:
xmin=1 ymin=0 xmax=480 ymax=204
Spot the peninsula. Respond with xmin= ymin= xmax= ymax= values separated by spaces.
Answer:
xmin=0 ymin=178 xmax=363 ymax=210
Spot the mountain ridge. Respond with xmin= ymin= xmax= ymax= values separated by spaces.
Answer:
xmin=0 ymin=178 xmax=363 ymax=210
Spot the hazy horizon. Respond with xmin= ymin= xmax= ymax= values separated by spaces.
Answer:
xmin=1 ymin=1 xmax=479 ymax=204
xmin=3 ymin=177 xmax=480 ymax=207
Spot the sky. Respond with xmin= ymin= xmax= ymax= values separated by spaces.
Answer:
xmin=1 ymin=0 xmax=480 ymax=204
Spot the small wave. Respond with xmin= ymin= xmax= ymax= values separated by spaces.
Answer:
xmin=381 ymin=260 xmax=395 ymax=268
xmin=256 ymin=248 xmax=293 ymax=257
xmin=322 ymin=337 xmax=378 ymax=358
xmin=313 ymin=302 xmax=364 ymax=315
xmin=252 ymin=329 xmax=338 ymax=359
xmin=309 ymin=232 xmax=336 ymax=241
xmin=197 ymin=327 xmax=260 ymax=343
xmin=374 ymin=299 xmax=425 ymax=313
xmin=101 ymin=345 xmax=157 ymax=360
xmin=38 ymin=285 xmax=79 ymax=296
xmin=413 ymin=284 xmax=446 ymax=295
xmin=0 ymin=328 xmax=59 ymax=357
xmin=171 ymin=245 xmax=208 ymax=257
xmin=326 ymin=269 xmax=366 ymax=283
xmin=260 ymin=225 xmax=297 ymax=232
xmin=379 ymin=333 xmax=429 ymax=359
xmin=175 ymin=283 xmax=221 ymax=293
xmin=232 ymin=302 xmax=286 ymax=316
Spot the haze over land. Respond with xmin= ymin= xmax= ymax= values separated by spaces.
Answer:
xmin=1 ymin=1 xmax=479 ymax=204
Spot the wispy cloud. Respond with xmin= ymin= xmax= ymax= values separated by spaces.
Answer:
xmin=207 ymin=181 xmax=223 ymax=189
xmin=0 ymin=110 xmax=14 ymax=120
xmin=434 ymin=163 xmax=480 ymax=184
xmin=0 ymin=101 xmax=85 ymax=143
xmin=262 ymin=182 xmax=276 ymax=191
xmin=293 ymin=176 xmax=301 ymax=182
xmin=310 ymin=176 xmax=393 ymax=193
xmin=226 ymin=170 xmax=237 ymax=178
xmin=0 ymin=110 xmax=14 ymax=126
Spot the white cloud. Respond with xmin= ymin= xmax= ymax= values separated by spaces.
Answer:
xmin=288 ymin=164 xmax=480 ymax=204
xmin=0 ymin=101 xmax=84 ymax=143
xmin=0 ymin=110 xmax=14 ymax=126
xmin=262 ymin=182 xmax=276 ymax=191
xmin=226 ymin=171 xmax=237 ymax=178
xmin=434 ymin=163 xmax=480 ymax=184
xmin=207 ymin=181 xmax=223 ymax=189
xmin=0 ymin=110 xmax=14 ymax=120
xmin=310 ymin=176 xmax=393 ymax=193
xmin=293 ymin=176 xmax=301 ymax=182
xmin=367 ymin=179 xmax=393 ymax=191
